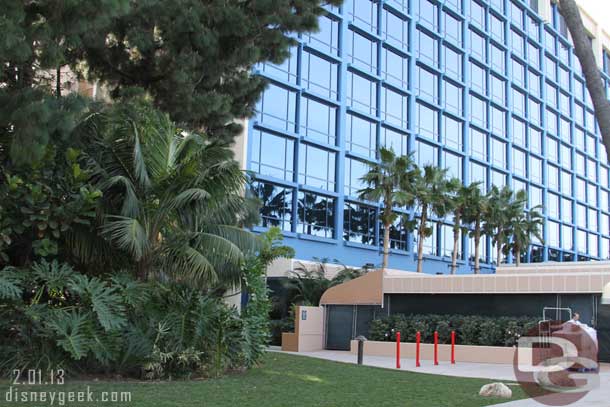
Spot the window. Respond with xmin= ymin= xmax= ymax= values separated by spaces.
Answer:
xmin=444 ymin=115 xmax=463 ymax=150
xmin=491 ymin=106 xmax=505 ymax=135
xmin=470 ymin=161 xmax=487 ymax=189
xmin=250 ymin=130 xmax=294 ymax=181
xmin=444 ymin=80 xmax=463 ymax=115
xmin=491 ymin=137 xmax=506 ymax=167
xmin=547 ymin=137 xmax=558 ymax=162
xmin=444 ymin=12 xmax=462 ymax=45
xmin=528 ymin=43 xmax=540 ymax=68
xmin=346 ymin=114 xmax=376 ymax=158
xmin=300 ymin=97 xmax=337 ymax=145
xmin=546 ymin=82 xmax=557 ymax=107
xmin=547 ymin=164 xmax=559 ymax=190
xmin=530 ymin=185 xmax=542 ymax=208
xmin=383 ymin=47 xmax=409 ymax=88
xmin=418 ymin=30 xmax=439 ymax=66
xmin=491 ymin=44 xmax=505 ymax=73
xmin=528 ymin=71 xmax=540 ymax=97
xmin=530 ymin=127 xmax=542 ymax=154
xmin=562 ymin=225 xmax=573 ymax=250
xmin=512 ymin=88 xmax=525 ymax=116
xmin=383 ymin=9 xmax=408 ymax=49
xmin=251 ymin=181 xmax=293 ymax=231
xmin=346 ymin=30 xmax=378 ymax=73
xmin=345 ymin=157 xmax=369 ymax=196
xmin=444 ymin=46 xmax=462 ymax=80
xmin=561 ymin=143 xmax=572 ymax=168
xmin=547 ymin=221 xmax=560 ymax=247
xmin=305 ymin=16 xmax=339 ymax=54
xmin=490 ymin=13 xmax=504 ymax=41
xmin=510 ymin=1 xmax=523 ymax=28
xmin=302 ymin=51 xmax=338 ymax=99
xmin=490 ymin=0 xmax=504 ymax=12
xmin=548 ymin=193 xmax=559 ymax=218
xmin=470 ymin=0 xmax=485 ymax=29
xmin=530 ymin=156 xmax=542 ymax=183
xmin=416 ymin=140 xmax=438 ymax=166
xmin=297 ymin=191 xmax=335 ymax=238
xmin=562 ymin=198 xmax=573 ymax=223
xmin=511 ymin=58 xmax=525 ymax=86
xmin=417 ymin=102 xmax=438 ymax=140
xmin=441 ymin=224 xmax=461 ymax=258
xmin=529 ymin=98 xmax=540 ymax=125
xmin=470 ymin=127 xmax=487 ymax=161
xmin=511 ymin=29 xmax=524 ymax=57
xmin=545 ymin=56 xmax=557 ymax=82
xmin=350 ymin=0 xmax=378 ymax=32
xmin=257 ymin=84 xmax=297 ymax=131
xmin=491 ymin=169 xmax=506 ymax=187
xmin=419 ymin=0 xmax=438 ymax=31
xmin=421 ymin=221 xmax=438 ymax=255
xmin=512 ymin=118 xmax=525 ymax=146
xmin=382 ymin=127 xmax=408 ymax=155
xmin=528 ymin=15 xmax=540 ymax=40
xmin=470 ymin=94 xmax=487 ymax=128
xmin=444 ymin=151 xmax=463 ymax=180
xmin=559 ymin=67 xmax=570 ymax=91
xmin=381 ymin=216 xmax=408 ymax=251
xmin=299 ymin=144 xmax=336 ymax=191
xmin=382 ymin=86 xmax=409 ymax=128
xmin=344 ymin=202 xmax=377 ymax=245
xmin=261 ymin=46 xmax=298 ymax=84
xmin=491 ymin=74 xmax=505 ymax=105
xmin=470 ymin=30 xmax=486 ymax=61
xmin=546 ymin=109 xmax=558 ymax=136
xmin=562 ymin=170 xmax=572 ymax=195
xmin=418 ymin=65 xmax=438 ymax=103
xmin=513 ymin=148 xmax=526 ymax=177
xmin=347 ymin=71 xmax=377 ymax=115
xmin=470 ymin=62 xmax=486 ymax=94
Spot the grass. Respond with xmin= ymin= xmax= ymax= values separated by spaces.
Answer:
xmin=0 ymin=352 xmax=526 ymax=407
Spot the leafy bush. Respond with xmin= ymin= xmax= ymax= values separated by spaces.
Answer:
xmin=369 ymin=313 xmax=539 ymax=347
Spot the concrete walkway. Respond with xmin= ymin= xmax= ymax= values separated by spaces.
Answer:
xmin=272 ymin=349 xmax=610 ymax=406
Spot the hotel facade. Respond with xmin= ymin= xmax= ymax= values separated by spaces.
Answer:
xmin=238 ymin=0 xmax=610 ymax=274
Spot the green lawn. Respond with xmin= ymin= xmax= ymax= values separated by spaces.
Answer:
xmin=0 ymin=353 xmax=526 ymax=407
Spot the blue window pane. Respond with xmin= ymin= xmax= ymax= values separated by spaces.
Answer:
xmin=417 ymin=102 xmax=438 ymax=140
xmin=470 ymin=161 xmax=487 ymax=189
xmin=491 ymin=137 xmax=506 ymax=168
xmin=470 ymin=30 xmax=486 ymax=61
xmin=470 ymin=94 xmax=487 ymax=128
xmin=530 ymin=156 xmax=542 ymax=183
xmin=510 ymin=1 xmax=523 ymax=28
xmin=444 ymin=115 xmax=463 ymax=150
xmin=250 ymin=130 xmax=294 ymax=181
xmin=512 ymin=148 xmax=526 ymax=177
xmin=344 ymin=202 xmax=377 ymax=245
xmin=415 ymin=139 xmax=438 ymax=166
xmin=347 ymin=30 xmax=378 ymax=73
xmin=419 ymin=0 xmax=438 ymax=31
xmin=380 ymin=216 xmax=408 ymax=251
xmin=305 ymin=15 xmax=339 ymax=55
xmin=350 ymin=0 xmax=378 ymax=32
xmin=300 ymin=97 xmax=337 ymax=145
xmin=382 ymin=86 xmax=409 ymax=128
xmin=347 ymin=71 xmax=378 ymax=115
xmin=257 ymin=84 xmax=297 ymax=131
xmin=444 ymin=150 xmax=463 ymax=180
xmin=297 ymin=191 xmax=335 ymax=238
xmin=470 ymin=62 xmax=486 ymax=94
xmin=302 ymin=51 xmax=338 ymax=99
xmin=344 ymin=157 xmax=369 ymax=196
xmin=491 ymin=106 xmax=505 ymax=135
xmin=470 ymin=127 xmax=487 ymax=161
xmin=444 ymin=80 xmax=463 ymax=115
xmin=417 ymin=65 xmax=438 ymax=103
xmin=491 ymin=169 xmax=506 ymax=188
xmin=444 ymin=46 xmax=463 ymax=80
xmin=528 ymin=43 xmax=540 ymax=68
xmin=511 ymin=58 xmax=525 ymax=86
xmin=444 ymin=12 xmax=462 ymax=45
xmin=418 ymin=30 xmax=438 ymax=67
xmin=490 ymin=13 xmax=504 ymax=42
xmin=547 ymin=164 xmax=559 ymax=191
xmin=528 ymin=14 xmax=540 ymax=40
xmin=383 ymin=8 xmax=408 ymax=50
xmin=528 ymin=70 xmax=540 ymax=97
xmin=346 ymin=113 xmax=377 ymax=158
xmin=381 ymin=126 xmax=408 ymax=156
xmin=511 ymin=29 xmax=524 ymax=57
xmin=383 ymin=47 xmax=409 ymax=88
xmin=491 ymin=74 xmax=506 ymax=106
xmin=512 ymin=117 xmax=525 ymax=146
xmin=252 ymin=181 xmax=293 ymax=231
xmin=491 ymin=44 xmax=505 ymax=73
xmin=261 ymin=46 xmax=298 ymax=83
xmin=299 ymin=144 xmax=336 ymax=191
xmin=529 ymin=98 xmax=541 ymax=125
xmin=470 ymin=0 xmax=485 ymax=29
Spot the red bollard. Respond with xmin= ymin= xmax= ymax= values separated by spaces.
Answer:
xmin=434 ymin=331 xmax=439 ymax=366
xmin=396 ymin=331 xmax=401 ymax=369
xmin=415 ymin=331 xmax=421 ymax=367
xmin=451 ymin=331 xmax=456 ymax=364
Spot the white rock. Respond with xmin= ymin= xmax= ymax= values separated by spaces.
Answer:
xmin=479 ymin=382 xmax=513 ymax=398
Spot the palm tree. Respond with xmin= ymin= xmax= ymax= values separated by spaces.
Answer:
xmin=358 ymin=147 xmax=415 ymax=270
xmin=507 ymin=207 xmax=544 ymax=267
xmin=77 ymin=100 xmax=260 ymax=288
xmin=411 ymin=166 xmax=452 ymax=273
xmin=462 ymin=185 xmax=489 ymax=274
xmin=484 ymin=186 xmax=527 ymax=267
xmin=446 ymin=181 xmax=481 ymax=274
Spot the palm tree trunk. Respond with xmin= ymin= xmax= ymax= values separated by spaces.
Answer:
xmin=515 ymin=247 xmax=521 ymax=267
xmin=382 ymin=222 xmax=390 ymax=270
xmin=496 ymin=230 xmax=502 ymax=267
xmin=416 ymin=206 xmax=427 ymax=274
xmin=558 ymin=0 xmax=610 ymax=162
xmin=451 ymin=224 xmax=459 ymax=275
xmin=474 ymin=220 xmax=481 ymax=274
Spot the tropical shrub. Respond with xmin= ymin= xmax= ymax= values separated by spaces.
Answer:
xmin=369 ymin=314 xmax=538 ymax=347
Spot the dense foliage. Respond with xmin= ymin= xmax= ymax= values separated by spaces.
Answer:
xmin=369 ymin=314 xmax=539 ymax=347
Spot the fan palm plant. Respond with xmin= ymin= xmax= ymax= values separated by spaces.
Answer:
xmin=462 ymin=185 xmax=490 ymax=274
xmin=411 ymin=166 xmax=453 ymax=273
xmin=507 ymin=207 xmax=544 ymax=267
xmin=484 ymin=186 xmax=527 ymax=267
xmin=358 ymin=147 xmax=415 ymax=270
xmin=446 ymin=181 xmax=481 ymax=274
xmin=77 ymin=100 xmax=260 ymax=288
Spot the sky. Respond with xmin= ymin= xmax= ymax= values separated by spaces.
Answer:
xmin=577 ymin=0 xmax=610 ymax=34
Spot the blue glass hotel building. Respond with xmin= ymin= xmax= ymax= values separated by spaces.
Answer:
xmin=243 ymin=0 xmax=610 ymax=274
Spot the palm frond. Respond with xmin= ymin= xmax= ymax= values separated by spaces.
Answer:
xmin=101 ymin=216 xmax=149 ymax=261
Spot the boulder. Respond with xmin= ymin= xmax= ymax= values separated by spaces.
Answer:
xmin=479 ymin=382 xmax=512 ymax=398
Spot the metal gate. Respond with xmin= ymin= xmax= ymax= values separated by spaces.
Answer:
xmin=597 ymin=304 xmax=610 ymax=363
xmin=325 ymin=305 xmax=383 ymax=350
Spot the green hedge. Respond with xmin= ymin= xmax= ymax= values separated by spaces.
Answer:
xmin=369 ymin=314 xmax=539 ymax=347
